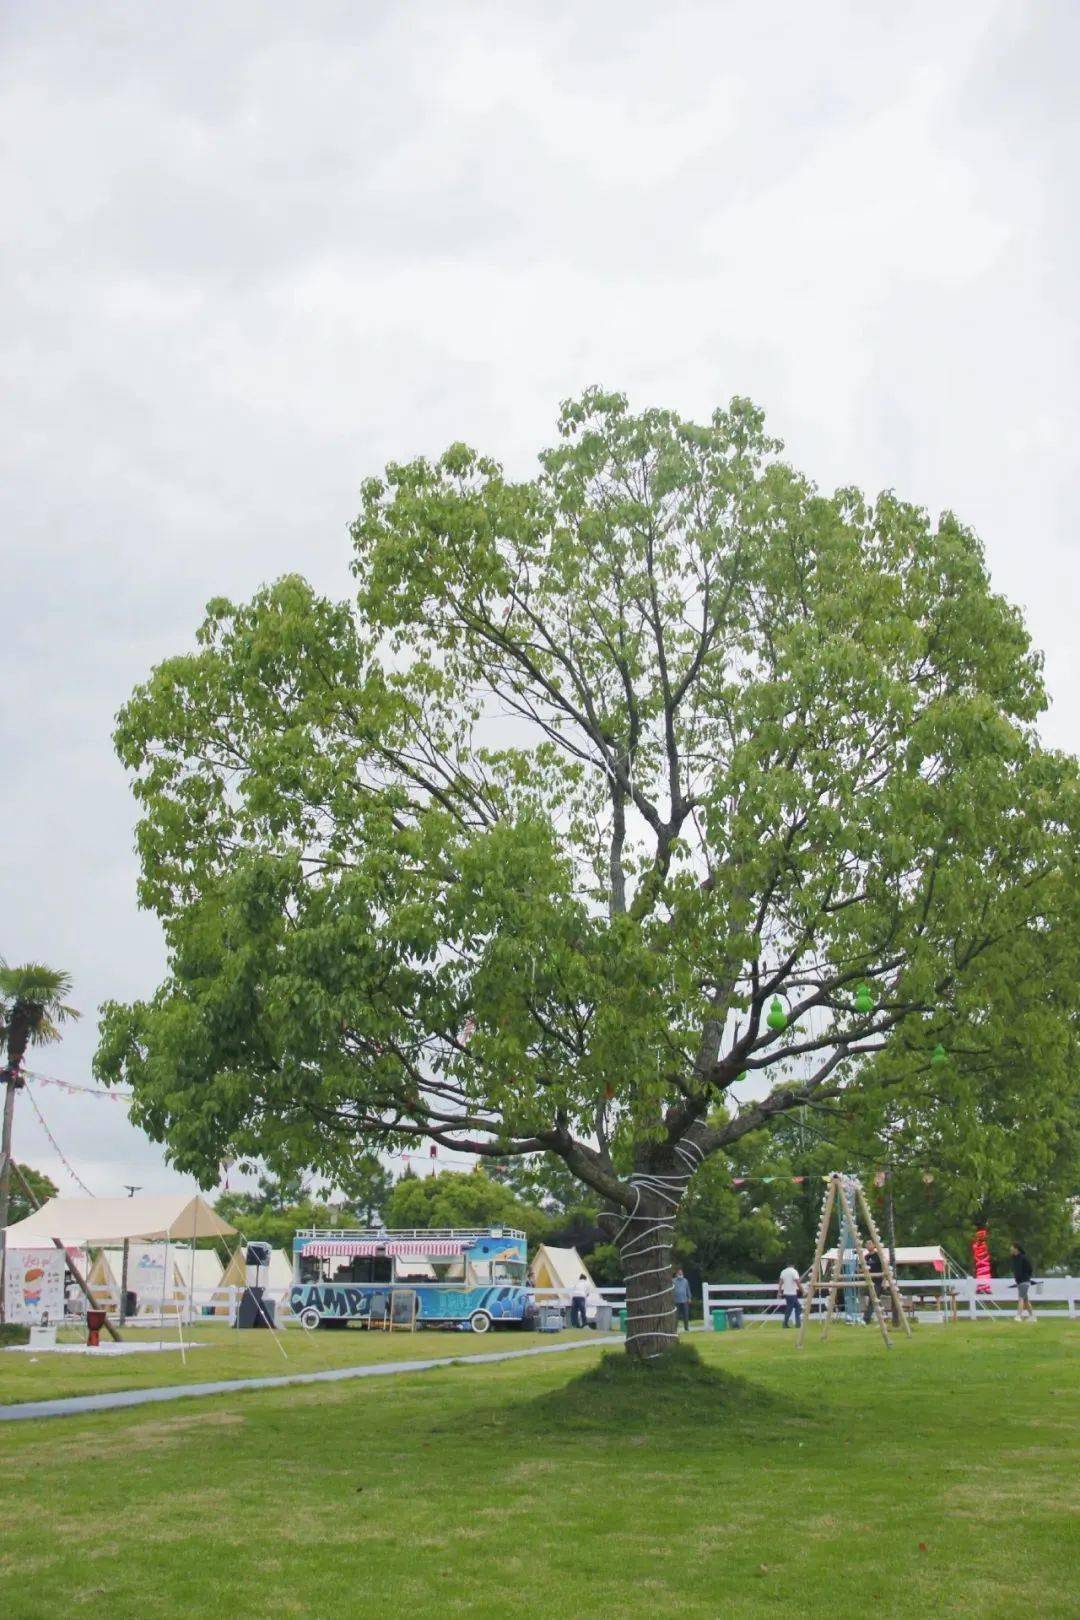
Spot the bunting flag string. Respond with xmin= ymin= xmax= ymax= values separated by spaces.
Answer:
xmin=22 ymin=1081 xmax=96 ymax=1195
xmin=24 ymin=1068 xmax=131 ymax=1104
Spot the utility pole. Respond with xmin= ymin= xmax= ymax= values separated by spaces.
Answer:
xmin=0 ymin=1063 xmax=23 ymax=1236
xmin=120 ymin=1184 xmax=141 ymax=1325
xmin=0 ymin=1063 xmax=24 ymax=1324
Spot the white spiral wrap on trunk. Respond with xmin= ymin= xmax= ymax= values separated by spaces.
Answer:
xmin=601 ymin=1138 xmax=705 ymax=1358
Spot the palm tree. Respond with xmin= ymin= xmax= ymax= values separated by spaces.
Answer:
xmin=0 ymin=962 xmax=80 ymax=1234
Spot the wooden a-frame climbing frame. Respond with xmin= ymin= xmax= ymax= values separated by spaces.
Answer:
xmin=797 ymin=1172 xmax=912 ymax=1350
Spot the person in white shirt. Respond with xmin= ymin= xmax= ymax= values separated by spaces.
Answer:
xmin=569 ymin=1274 xmax=590 ymax=1329
xmin=778 ymin=1263 xmax=803 ymax=1328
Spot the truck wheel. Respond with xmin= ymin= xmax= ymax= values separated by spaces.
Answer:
xmin=299 ymin=1307 xmax=321 ymax=1331
xmin=469 ymin=1310 xmax=492 ymax=1334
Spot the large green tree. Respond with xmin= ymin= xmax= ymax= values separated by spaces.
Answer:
xmin=97 ymin=390 xmax=1080 ymax=1360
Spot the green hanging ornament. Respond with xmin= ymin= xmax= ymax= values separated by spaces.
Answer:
xmin=854 ymin=982 xmax=874 ymax=1015
xmin=766 ymin=996 xmax=787 ymax=1032
xmin=931 ymin=1042 xmax=948 ymax=1067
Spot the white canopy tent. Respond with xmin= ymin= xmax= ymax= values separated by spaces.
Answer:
xmin=3 ymin=1194 xmax=236 ymax=1341
xmin=822 ymin=1244 xmax=961 ymax=1273
xmin=3 ymin=1193 xmax=234 ymax=1247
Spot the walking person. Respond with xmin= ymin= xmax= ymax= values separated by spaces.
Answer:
xmin=778 ymin=1262 xmax=803 ymax=1328
xmin=863 ymin=1240 xmax=884 ymax=1324
xmin=569 ymin=1273 xmax=590 ymax=1330
xmin=1010 ymin=1242 xmax=1036 ymax=1322
xmin=673 ymin=1268 xmax=692 ymax=1332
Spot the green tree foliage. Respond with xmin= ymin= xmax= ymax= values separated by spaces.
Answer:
xmin=334 ymin=1152 xmax=393 ymax=1227
xmin=676 ymin=1147 xmax=786 ymax=1284
xmin=214 ymin=1188 xmax=339 ymax=1253
xmin=762 ymin=1088 xmax=1080 ymax=1276
xmin=384 ymin=1169 xmax=552 ymax=1247
xmin=488 ymin=1153 xmax=610 ymax=1258
xmin=96 ymin=390 xmax=1080 ymax=1359
xmin=5 ymin=1163 xmax=58 ymax=1227
xmin=488 ymin=1153 xmax=591 ymax=1215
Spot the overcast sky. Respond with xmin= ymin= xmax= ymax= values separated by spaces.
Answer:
xmin=2 ymin=2 xmax=1077 ymax=1202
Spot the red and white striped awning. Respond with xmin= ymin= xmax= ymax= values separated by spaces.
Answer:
xmin=302 ymin=1240 xmax=382 ymax=1259
xmin=301 ymin=1238 xmax=466 ymax=1260
xmin=386 ymin=1240 xmax=464 ymax=1257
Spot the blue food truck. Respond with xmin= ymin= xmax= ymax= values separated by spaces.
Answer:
xmin=290 ymin=1226 xmax=531 ymax=1333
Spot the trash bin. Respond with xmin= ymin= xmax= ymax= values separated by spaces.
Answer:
xmin=593 ymin=1303 xmax=613 ymax=1332
xmin=539 ymin=1307 xmax=564 ymax=1333
xmin=711 ymin=1308 xmax=728 ymax=1332
xmin=727 ymin=1308 xmax=744 ymax=1330
xmin=618 ymin=1308 xmax=628 ymax=1332
xmin=123 ymin=1290 xmax=137 ymax=1319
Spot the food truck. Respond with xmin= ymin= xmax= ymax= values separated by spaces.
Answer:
xmin=290 ymin=1226 xmax=531 ymax=1333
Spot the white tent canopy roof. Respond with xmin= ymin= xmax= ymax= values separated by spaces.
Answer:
xmin=532 ymin=1244 xmax=595 ymax=1291
xmin=2 ymin=1193 xmax=235 ymax=1247
xmin=823 ymin=1244 xmax=953 ymax=1267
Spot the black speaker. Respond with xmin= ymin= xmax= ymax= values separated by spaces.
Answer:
xmin=236 ymin=1286 xmax=275 ymax=1329
xmin=244 ymin=1242 xmax=272 ymax=1268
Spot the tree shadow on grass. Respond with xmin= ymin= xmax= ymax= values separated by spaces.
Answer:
xmin=444 ymin=1342 xmax=809 ymax=1447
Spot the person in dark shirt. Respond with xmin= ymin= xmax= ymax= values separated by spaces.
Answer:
xmin=672 ymin=1268 xmax=692 ymax=1331
xmin=863 ymin=1241 xmax=884 ymax=1324
xmin=1010 ymin=1243 xmax=1036 ymax=1322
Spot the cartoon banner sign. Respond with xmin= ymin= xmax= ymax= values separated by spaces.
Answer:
xmin=3 ymin=1247 xmax=66 ymax=1325
xmin=971 ymin=1228 xmax=992 ymax=1294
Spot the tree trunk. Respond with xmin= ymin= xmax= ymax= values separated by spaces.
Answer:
xmin=0 ymin=1074 xmax=17 ymax=1235
xmin=615 ymin=1183 xmax=681 ymax=1361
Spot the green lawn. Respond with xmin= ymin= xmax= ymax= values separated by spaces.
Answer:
xmin=1 ymin=1323 xmax=1076 ymax=1619
xmin=0 ymin=1320 xmax=598 ymax=1405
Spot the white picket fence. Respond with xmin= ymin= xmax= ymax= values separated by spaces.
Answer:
xmin=77 ymin=1276 xmax=1078 ymax=1331
xmin=701 ymin=1275 xmax=1080 ymax=1324
xmin=73 ymin=1283 xmax=295 ymax=1328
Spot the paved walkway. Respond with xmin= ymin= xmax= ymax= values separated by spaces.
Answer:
xmin=0 ymin=1333 xmax=624 ymax=1424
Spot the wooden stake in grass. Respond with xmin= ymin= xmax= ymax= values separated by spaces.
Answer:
xmin=797 ymin=1175 xmax=837 ymax=1348
xmin=836 ymin=1177 xmax=891 ymax=1349
xmin=853 ymin=1178 xmax=911 ymax=1339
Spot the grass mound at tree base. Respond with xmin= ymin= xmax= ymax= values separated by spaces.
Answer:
xmin=525 ymin=1339 xmax=791 ymax=1434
